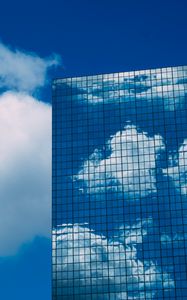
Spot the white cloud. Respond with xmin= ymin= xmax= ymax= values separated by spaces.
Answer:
xmin=0 ymin=42 xmax=60 ymax=92
xmin=0 ymin=40 xmax=61 ymax=256
xmin=74 ymin=125 xmax=165 ymax=199
xmin=0 ymin=91 xmax=51 ymax=255
xmin=68 ymin=67 xmax=187 ymax=111
xmin=52 ymin=223 xmax=174 ymax=299
xmin=88 ymin=83 xmax=186 ymax=111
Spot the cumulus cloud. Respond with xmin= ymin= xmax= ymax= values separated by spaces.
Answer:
xmin=163 ymin=139 xmax=187 ymax=195
xmin=52 ymin=223 xmax=174 ymax=299
xmin=0 ymin=40 xmax=61 ymax=255
xmin=0 ymin=41 xmax=60 ymax=92
xmin=74 ymin=125 xmax=165 ymax=199
xmin=0 ymin=92 xmax=51 ymax=255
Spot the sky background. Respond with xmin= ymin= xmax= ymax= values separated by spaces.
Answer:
xmin=0 ymin=0 xmax=187 ymax=299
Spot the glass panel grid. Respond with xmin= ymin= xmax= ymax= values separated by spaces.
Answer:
xmin=52 ymin=66 xmax=187 ymax=299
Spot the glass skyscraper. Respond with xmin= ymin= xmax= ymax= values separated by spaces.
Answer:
xmin=52 ymin=66 xmax=187 ymax=299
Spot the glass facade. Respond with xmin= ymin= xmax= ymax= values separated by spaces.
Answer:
xmin=52 ymin=66 xmax=187 ymax=299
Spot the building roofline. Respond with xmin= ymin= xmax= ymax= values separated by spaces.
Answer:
xmin=52 ymin=64 xmax=187 ymax=84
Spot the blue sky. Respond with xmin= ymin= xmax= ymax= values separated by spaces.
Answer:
xmin=1 ymin=0 xmax=187 ymax=80
xmin=0 ymin=1 xmax=187 ymax=300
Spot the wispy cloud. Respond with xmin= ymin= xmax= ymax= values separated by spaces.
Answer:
xmin=0 ymin=41 xmax=60 ymax=93
xmin=64 ymin=67 xmax=187 ymax=111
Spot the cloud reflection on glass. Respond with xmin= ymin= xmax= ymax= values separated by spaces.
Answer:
xmin=52 ymin=66 xmax=187 ymax=299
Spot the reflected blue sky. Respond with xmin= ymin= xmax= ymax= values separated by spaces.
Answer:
xmin=53 ymin=67 xmax=187 ymax=298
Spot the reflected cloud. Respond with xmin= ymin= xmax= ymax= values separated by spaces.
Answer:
xmin=74 ymin=125 xmax=165 ymax=199
xmin=114 ymin=217 xmax=153 ymax=245
xmin=52 ymin=66 xmax=187 ymax=298
xmin=52 ymin=222 xmax=174 ymax=299
xmin=163 ymin=139 xmax=187 ymax=195
xmin=57 ymin=67 xmax=187 ymax=111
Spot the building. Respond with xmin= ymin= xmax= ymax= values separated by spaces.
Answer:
xmin=52 ymin=66 xmax=187 ymax=299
